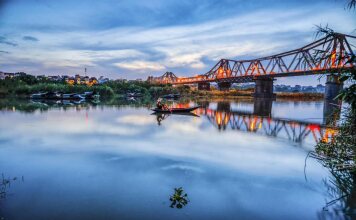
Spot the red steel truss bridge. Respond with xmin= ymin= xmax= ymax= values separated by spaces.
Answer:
xmin=150 ymin=33 xmax=356 ymax=85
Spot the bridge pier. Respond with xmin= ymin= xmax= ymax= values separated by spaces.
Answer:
xmin=253 ymin=98 xmax=273 ymax=117
xmin=218 ymin=82 xmax=231 ymax=91
xmin=198 ymin=82 xmax=210 ymax=90
xmin=253 ymin=78 xmax=276 ymax=99
xmin=325 ymin=75 xmax=343 ymax=100
xmin=323 ymin=99 xmax=341 ymax=126
xmin=217 ymin=102 xmax=231 ymax=112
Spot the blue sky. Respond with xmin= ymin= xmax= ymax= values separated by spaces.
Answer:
xmin=0 ymin=0 xmax=355 ymax=85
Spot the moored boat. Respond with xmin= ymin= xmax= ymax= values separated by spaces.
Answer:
xmin=62 ymin=93 xmax=85 ymax=100
xmin=81 ymin=91 xmax=100 ymax=100
xmin=30 ymin=92 xmax=61 ymax=99
xmin=30 ymin=91 xmax=94 ymax=101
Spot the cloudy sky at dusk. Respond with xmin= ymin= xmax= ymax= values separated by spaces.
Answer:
xmin=0 ymin=0 xmax=355 ymax=85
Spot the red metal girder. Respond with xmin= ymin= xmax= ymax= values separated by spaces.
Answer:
xmin=154 ymin=33 xmax=355 ymax=85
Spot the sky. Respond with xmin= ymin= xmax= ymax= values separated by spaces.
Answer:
xmin=0 ymin=0 xmax=355 ymax=85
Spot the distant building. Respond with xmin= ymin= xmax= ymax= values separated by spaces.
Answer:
xmin=98 ymin=76 xmax=109 ymax=84
xmin=0 ymin=71 xmax=4 ymax=80
xmin=36 ymin=75 xmax=46 ymax=80
xmin=274 ymin=84 xmax=325 ymax=93
xmin=115 ymin=78 xmax=127 ymax=83
xmin=66 ymin=77 xmax=75 ymax=85
xmin=316 ymin=84 xmax=325 ymax=93
xmin=48 ymin=75 xmax=61 ymax=81
xmin=4 ymin=72 xmax=15 ymax=78
xmin=14 ymin=72 xmax=27 ymax=77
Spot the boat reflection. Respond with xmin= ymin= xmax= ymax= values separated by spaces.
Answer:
xmin=152 ymin=112 xmax=199 ymax=126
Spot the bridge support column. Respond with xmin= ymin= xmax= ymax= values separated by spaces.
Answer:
xmin=253 ymin=98 xmax=273 ymax=117
xmin=198 ymin=82 xmax=210 ymax=90
xmin=325 ymin=75 xmax=343 ymax=100
xmin=218 ymin=82 xmax=231 ymax=91
xmin=323 ymin=99 xmax=341 ymax=126
xmin=217 ymin=102 xmax=231 ymax=112
xmin=253 ymin=78 xmax=276 ymax=99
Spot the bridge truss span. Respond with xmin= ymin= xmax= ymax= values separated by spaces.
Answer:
xmin=151 ymin=33 xmax=356 ymax=84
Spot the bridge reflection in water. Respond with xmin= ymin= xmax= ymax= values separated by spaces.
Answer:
xmin=194 ymin=99 xmax=339 ymax=144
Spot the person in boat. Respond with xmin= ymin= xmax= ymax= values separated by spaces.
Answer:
xmin=156 ymin=98 xmax=168 ymax=110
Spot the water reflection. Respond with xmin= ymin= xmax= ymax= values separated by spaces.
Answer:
xmin=323 ymin=99 xmax=342 ymax=127
xmin=0 ymin=97 xmax=348 ymax=219
xmin=153 ymin=112 xmax=199 ymax=126
xmin=198 ymin=106 xmax=337 ymax=144
xmin=0 ymin=174 xmax=24 ymax=200
xmin=0 ymin=98 xmax=339 ymax=145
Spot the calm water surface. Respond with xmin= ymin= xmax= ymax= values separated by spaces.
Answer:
xmin=0 ymin=98 xmax=348 ymax=219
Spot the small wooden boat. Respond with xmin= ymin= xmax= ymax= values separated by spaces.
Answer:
xmin=81 ymin=91 xmax=100 ymax=100
xmin=31 ymin=91 xmax=94 ymax=101
xmin=30 ymin=92 xmax=61 ymax=99
xmin=151 ymin=112 xmax=199 ymax=117
xmin=62 ymin=93 xmax=85 ymax=100
xmin=151 ymin=106 xmax=199 ymax=113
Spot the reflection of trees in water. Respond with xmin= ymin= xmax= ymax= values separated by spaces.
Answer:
xmin=1 ymin=174 xmax=24 ymax=200
xmin=316 ymin=168 xmax=356 ymax=219
xmin=1 ymin=174 xmax=24 ymax=220
xmin=311 ymin=110 xmax=356 ymax=219
xmin=0 ymin=97 xmax=155 ymax=113
xmin=169 ymin=187 xmax=189 ymax=209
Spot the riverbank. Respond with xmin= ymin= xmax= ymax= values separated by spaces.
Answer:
xmin=0 ymin=77 xmax=324 ymax=100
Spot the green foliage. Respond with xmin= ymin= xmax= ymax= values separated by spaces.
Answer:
xmin=337 ymin=61 xmax=356 ymax=111
xmin=315 ymin=110 xmax=356 ymax=171
xmin=347 ymin=0 xmax=356 ymax=9
xmin=312 ymin=110 xmax=356 ymax=215
xmin=0 ymin=78 xmax=116 ymax=97
xmin=169 ymin=187 xmax=189 ymax=209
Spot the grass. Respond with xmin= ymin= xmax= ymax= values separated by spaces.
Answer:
xmin=276 ymin=92 xmax=324 ymax=99
xmin=309 ymin=109 xmax=356 ymax=215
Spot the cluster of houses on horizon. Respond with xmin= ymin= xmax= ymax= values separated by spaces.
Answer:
xmin=0 ymin=71 xmax=112 ymax=86
xmin=232 ymin=83 xmax=325 ymax=93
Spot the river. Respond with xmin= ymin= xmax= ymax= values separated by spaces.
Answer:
xmin=0 ymin=98 xmax=350 ymax=220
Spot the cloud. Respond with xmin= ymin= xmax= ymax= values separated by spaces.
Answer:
xmin=117 ymin=115 xmax=155 ymax=125
xmin=0 ymin=50 xmax=9 ymax=54
xmin=0 ymin=36 xmax=17 ymax=46
xmin=22 ymin=36 xmax=39 ymax=41
xmin=113 ymin=61 xmax=165 ymax=72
